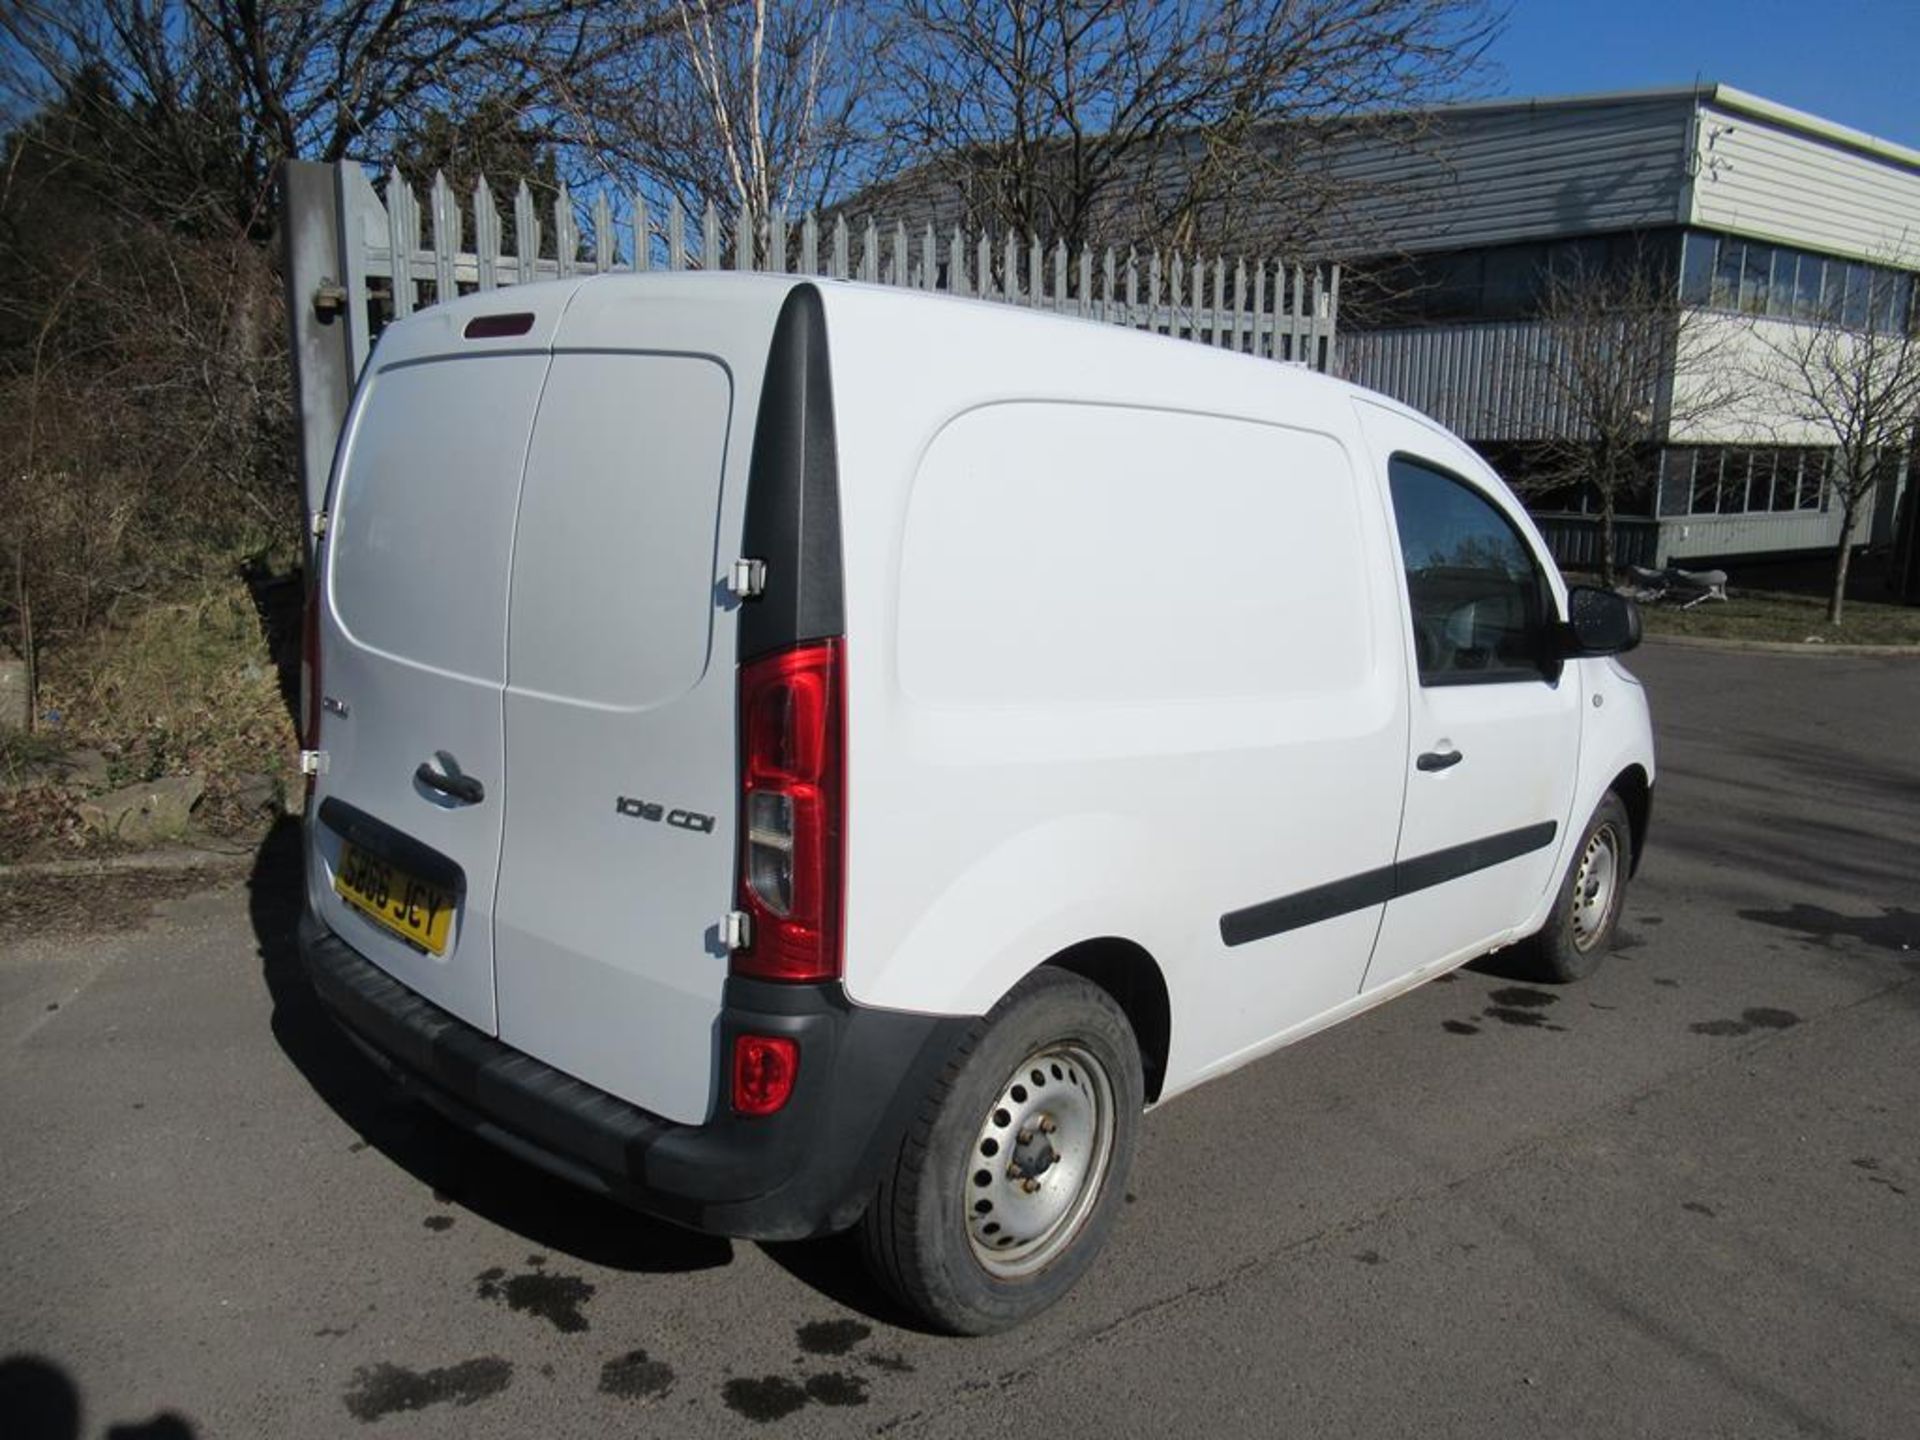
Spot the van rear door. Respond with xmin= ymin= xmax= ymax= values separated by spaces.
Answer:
xmin=491 ymin=349 xmax=740 ymax=1126
xmin=309 ymin=322 xmax=565 ymax=1033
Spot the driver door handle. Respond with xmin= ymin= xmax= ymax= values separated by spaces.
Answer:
xmin=1417 ymin=748 xmax=1464 ymax=773
xmin=416 ymin=752 xmax=485 ymax=804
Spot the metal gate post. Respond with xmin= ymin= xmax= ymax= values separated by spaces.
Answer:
xmin=280 ymin=160 xmax=356 ymax=565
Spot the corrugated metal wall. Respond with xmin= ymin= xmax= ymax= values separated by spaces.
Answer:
xmin=1340 ymin=321 xmax=1574 ymax=437
xmin=1323 ymin=96 xmax=1694 ymax=256
xmin=1692 ymin=102 xmax=1920 ymax=263
xmin=1658 ymin=507 xmax=1850 ymax=562
xmin=1532 ymin=515 xmax=1660 ymax=571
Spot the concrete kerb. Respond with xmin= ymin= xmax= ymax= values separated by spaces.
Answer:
xmin=0 ymin=845 xmax=256 ymax=881
xmin=1641 ymin=633 xmax=1920 ymax=658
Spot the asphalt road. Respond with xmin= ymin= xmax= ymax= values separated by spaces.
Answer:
xmin=4 ymin=641 xmax=1918 ymax=1439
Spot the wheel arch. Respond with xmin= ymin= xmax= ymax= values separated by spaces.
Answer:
xmin=1042 ymin=938 xmax=1171 ymax=1104
xmin=1609 ymin=763 xmax=1652 ymax=876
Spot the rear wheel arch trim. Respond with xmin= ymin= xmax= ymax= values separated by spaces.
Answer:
xmin=1037 ymin=937 xmax=1171 ymax=1105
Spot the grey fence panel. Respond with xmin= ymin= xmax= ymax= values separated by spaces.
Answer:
xmin=311 ymin=161 xmax=1336 ymax=368
xmin=282 ymin=159 xmax=1343 ymax=519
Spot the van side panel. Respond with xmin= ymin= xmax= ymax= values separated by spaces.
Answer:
xmin=821 ymin=299 xmax=1412 ymax=1101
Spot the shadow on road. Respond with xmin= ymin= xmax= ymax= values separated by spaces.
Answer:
xmin=758 ymin=1232 xmax=933 ymax=1333
xmin=1738 ymin=902 xmax=1920 ymax=956
xmin=247 ymin=818 xmax=732 ymax=1276
xmin=0 ymin=1354 xmax=194 ymax=1439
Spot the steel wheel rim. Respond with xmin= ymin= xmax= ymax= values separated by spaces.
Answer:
xmin=964 ymin=1042 xmax=1116 ymax=1278
xmin=1570 ymin=824 xmax=1621 ymax=952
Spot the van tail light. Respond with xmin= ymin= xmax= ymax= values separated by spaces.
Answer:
xmin=731 ymin=1034 xmax=800 ymax=1116
xmin=734 ymin=639 xmax=845 ymax=982
xmin=300 ymin=581 xmax=323 ymax=807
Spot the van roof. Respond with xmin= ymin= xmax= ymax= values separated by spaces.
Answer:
xmin=370 ymin=269 xmax=1420 ymax=432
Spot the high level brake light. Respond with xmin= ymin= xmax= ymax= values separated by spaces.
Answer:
xmin=734 ymin=639 xmax=845 ymax=983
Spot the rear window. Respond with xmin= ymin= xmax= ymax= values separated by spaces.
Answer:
xmin=329 ymin=355 xmax=549 ymax=682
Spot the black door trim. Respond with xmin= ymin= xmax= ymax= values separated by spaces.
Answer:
xmin=1219 ymin=820 xmax=1558 ymax=948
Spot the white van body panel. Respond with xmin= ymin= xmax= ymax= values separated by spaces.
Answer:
xmin=309 ymin=271 xmax=1655 ymax=1143
xmin=308 ymin=289 xmax=582 ymax=1032
xmin=312 ymin=277 xmax=792 ymax=1123
xmin=492 ymin=350 xmax=737 ymax=1125
xmin=1351 ymin=398 xmax=1584 ymax=993
xmin=812 ymin=287 xmax=1414 ymax=1100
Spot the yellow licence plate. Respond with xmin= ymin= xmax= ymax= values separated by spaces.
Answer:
xmin=334 ymin=841 xmax=455 ymax=956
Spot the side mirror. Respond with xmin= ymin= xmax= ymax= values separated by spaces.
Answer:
xmin=1560 ymin=585 xmax=1642 ymax=657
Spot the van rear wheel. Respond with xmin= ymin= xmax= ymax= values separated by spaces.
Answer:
xmin=1522 ymin=792 xmax=1633 ymax=983
xmin=858 ymin=968 xmax=1142 ymax=1334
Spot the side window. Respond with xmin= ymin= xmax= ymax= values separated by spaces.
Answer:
xmin=1388 ymin=456 xmax=1555 ymax=685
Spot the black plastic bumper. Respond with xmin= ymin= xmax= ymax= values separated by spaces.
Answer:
xmin=298 ymin=909 xmax=971 ymax=1241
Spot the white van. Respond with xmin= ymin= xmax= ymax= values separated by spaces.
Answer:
xmin=299 ymin=273 xmax=1653 ymax=1333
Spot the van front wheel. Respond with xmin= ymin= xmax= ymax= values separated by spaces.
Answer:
xmin=1524 ymin=792 xmax=1633 ymax=983
xmin=859 ymin=968 xmax=1143 ymax=1334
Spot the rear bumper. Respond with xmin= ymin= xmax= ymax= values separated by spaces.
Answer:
xmin=298 ymin=908 xmax=970 ymax=1241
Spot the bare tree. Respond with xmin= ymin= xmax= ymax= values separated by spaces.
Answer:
xmin=562 ymin=0 xmax=875 ymax=253
xmin=1752 ymin=270 xmax=1920 ymax=626
xmin=1522 ymin=247 xmax=1749 ymax=586
xmin=0 ymin=0 xmax=670 ymax=237
xmin=869 ymin=0 xmax=1501 ymax=254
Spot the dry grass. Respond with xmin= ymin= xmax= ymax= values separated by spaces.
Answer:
xmin=1637 ymin=589 xmax=1920 ymax=646
xmin=4 ymin=573 xmax=299 ymax=858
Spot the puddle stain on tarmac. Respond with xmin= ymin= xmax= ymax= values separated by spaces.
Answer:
xmin=1689 ymin=1007 xmax=1801 ymax=1038
xmin=1480 ymin=987 xmax=1570 ymax=1032
xmin=475 ymin=1265 xmax=595 ymax=1334
xmin=723 ymin=1375 xmax=810 ymax=1423
xmin=718 ymin=1319 xmax=888 ymax=1421
xmin=796 ymin=1319 xmax=871 ymax=1357
xmin=342 ymin=1358 xmax=512 ymax=1422
xmin=804 ymin=1372 xmax=870 ymax=1406
xmin=1482 ymin=1007 xmax=1567 ymax=1031
xmin=600 ymin=1348 xmax=675 ymax=1402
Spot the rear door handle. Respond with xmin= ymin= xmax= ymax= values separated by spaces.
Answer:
xmin=415 ymin=752 xmax=485 ymax=804
xmin=1416 ymin=748 xmax=1463 ymax=773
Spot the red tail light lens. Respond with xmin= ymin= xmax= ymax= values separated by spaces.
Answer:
xmin=731 ymin=1034 xmax=800 ymax=1116
xmin=735 ymin=639 xmax=845 ymax=982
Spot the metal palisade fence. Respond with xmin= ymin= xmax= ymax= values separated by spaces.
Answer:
xmin=281 ymin=159 xmax=1340 ymax=534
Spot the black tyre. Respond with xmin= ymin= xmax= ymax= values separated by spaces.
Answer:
xmin=1523 ymin=792 xmax=1633 ymax=983
xmin=859 ymin=967 xmax=1143 ymax=1335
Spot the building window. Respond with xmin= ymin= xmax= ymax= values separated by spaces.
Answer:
xmin=1348 ymin=230 xmax=1682 ymax=327
xmin=1680 ymin=232 xmax=1917 ymax=334
xmin=1660 ymin=447 xmax=1832 ymax=516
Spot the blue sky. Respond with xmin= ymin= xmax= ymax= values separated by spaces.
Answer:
xmin=1486 ymin=0 xmax=1920 ymax=147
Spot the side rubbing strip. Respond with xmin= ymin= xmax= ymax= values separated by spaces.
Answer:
xmin=1220 ymin=821 xmax=1559 ymax=948
xmin=1219 ymin=866 xmax=1395 ymax=949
